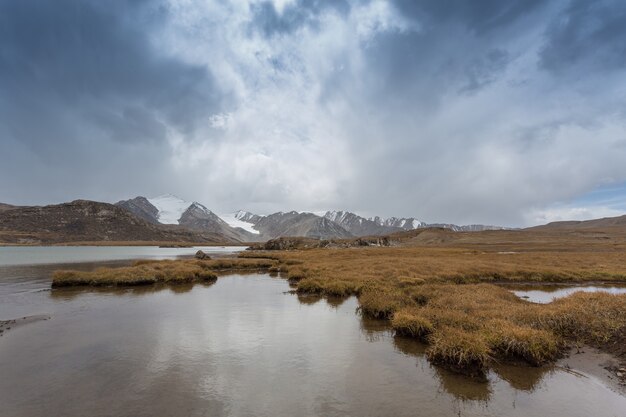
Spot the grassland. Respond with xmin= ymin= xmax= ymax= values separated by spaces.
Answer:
xmin=51 ymin=227 xmax=626 ymax=375
xmin=241 ymin=228 xmax=626 ymax=375
xmin=52 ymin=258 xmax=277 ymax=287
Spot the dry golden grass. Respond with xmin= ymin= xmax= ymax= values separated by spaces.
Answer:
xmin=50 ymin=229 xmax=626 ymax=374
xmin=240 ymin=238 xmax=626 ymax=374
xmin=52 ymin=258 xmax=277 ymax=287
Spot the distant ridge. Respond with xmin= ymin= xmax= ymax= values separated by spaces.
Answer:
xmin=527 ymin=214 xmax=626 ymax=230
xmin=0 ymin=195 xmax=518 ymax=245
xmin=115 ymin=195 xmax=258 ymax=242
xmin=0 ymin=200 xmax=229 ymax=245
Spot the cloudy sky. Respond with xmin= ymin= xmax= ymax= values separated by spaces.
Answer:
xmin=1 ymin=0 xmax=626 ymax=226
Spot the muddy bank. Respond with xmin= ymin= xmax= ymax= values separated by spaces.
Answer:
xmin=0 ymin=315 xmax=50 ymax=337
xmin=558 ymin=346 xmax=626 ymax=394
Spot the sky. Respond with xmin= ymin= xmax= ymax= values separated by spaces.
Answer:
xmin=1 ymin=0 xmax=626 ymax=227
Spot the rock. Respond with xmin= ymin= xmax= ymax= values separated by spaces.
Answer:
xmin=195 ymin=250 xmax=211 ymax=260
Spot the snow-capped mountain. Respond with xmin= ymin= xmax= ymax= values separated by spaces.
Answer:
xmin=324 ymin=211 xmax=399 ymax=236
xmin=324 ymin=211 xmax=426 ymax=236
xmin=369 ymin=216 xmax=425 ymax=230
xmin=115 ymin=195 xmax=260 ymax=242
xmin=147 ymin=194 xmax=193 ymax=224
xmin=324 ymin=211 xmax=505 ymax=235
xmin=220 ymin=211 xmax=260 ymax=235
xmin=229 ymin=210 xmax=353 ymax=239
xmin=233 ymin=210 xmax=264 ymax=225
xmin=115 ymin=195 xmax=508 ymax=242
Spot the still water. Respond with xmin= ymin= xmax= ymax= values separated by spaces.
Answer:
xmin=1 ymin=248 xmax=625 ymax=417
xmin=510 ymin=284 xmax=626 ymax=304
xmin=0 ymin=245 xmax=247 ymax=266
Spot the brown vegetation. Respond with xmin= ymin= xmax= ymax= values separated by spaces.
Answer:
xmin=51 ymin=226 xmax=626 ymax=375
xmin=240 ymin=229 xmax=626 ymax=374
xmin=52 ymin=258 xmax=277 ymax=287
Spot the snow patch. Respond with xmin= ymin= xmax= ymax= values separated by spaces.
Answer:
xmin=147 ymin=194 xmax=192 ymax=224
xmin=220 ymin=212 xmax=260 ymax=234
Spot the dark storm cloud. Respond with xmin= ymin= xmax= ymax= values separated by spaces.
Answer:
xmin=540 ymin=0 xmax=626 ymax=72
xmin=0 ymin=0 xmax=223 ymax=204
xmin=2 ymin=0 xmax=626 ymax=225
xmin=249 ymin=0 xmax=351 ymax=37
xmin=391 ymin=0 xmax=547 ymax=34
xmin=0 ymin=0 xmax=219 ymax=149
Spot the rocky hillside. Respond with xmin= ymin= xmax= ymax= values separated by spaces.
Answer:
xmin=115 ymin=195 xmax=258 ymax=242
xmin=0 ymin=200 xmax=229 ymax=244
xmin=178 ymin=203 xmax=257 ymax=242
xmin=0 ymin=203 xmax=17 ymax=212
xmin=115 ymin=196 xmax=159 ymax=224
xmin=249 ymin=211 xmax=353 ymax=239
xmin=323 ymin=211 xmax=401 ymax=236
xmin=322 ymin=210 xmax=504 ymax=235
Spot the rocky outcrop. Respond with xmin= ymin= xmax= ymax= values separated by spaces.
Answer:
xmin=114 ymin=196 xmax=159 ymax=224
xmin=194 ymin=250 xmax=211 ymax=260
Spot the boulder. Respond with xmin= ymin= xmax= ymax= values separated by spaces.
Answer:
xmin=195 ymin=250 xmax=211 ymax=260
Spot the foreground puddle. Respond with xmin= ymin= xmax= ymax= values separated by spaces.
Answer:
xmin=508 ymin=284 xmax=626 ymax=303
xmin=1 ymin=267 xmax=625 ymax=416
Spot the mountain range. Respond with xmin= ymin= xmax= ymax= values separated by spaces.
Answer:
xmin=0 ymin=194 xmax=510 ymax=244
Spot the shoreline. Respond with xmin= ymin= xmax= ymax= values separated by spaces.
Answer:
xmin=0 ymin=315 xmax=50 ymax=337
xmin=558 ymin=346 xmax=626 ymax=395
xmin=0 ymin=242 xmax=250 ymax=247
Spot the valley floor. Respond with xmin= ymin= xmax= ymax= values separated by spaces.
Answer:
xmin=51 ymin=227 xmax=626 ymax=379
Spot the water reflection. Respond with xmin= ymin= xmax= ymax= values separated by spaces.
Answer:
xmin=325 ymin=295 xmax=349 ymax=309
xmin=1 ymin=270 xmax=625 ymax=416
xmin=505 ymin=283 xmax=626 ymax=303
xmin=491 ymin=363 xmax=551 ymax=392
xmin=296 ymin=293 xmax=322 ymax=305
xmin=359 ymin=316 xmax=392 ymax=342
xmin=49 ymin=281 xmax=217 ymax=300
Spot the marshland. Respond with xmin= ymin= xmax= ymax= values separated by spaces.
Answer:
xmin=1 ymin=228 xmax=621 ymax=416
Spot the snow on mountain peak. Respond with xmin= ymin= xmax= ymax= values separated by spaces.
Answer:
xmin=147 ymin=194 xmax=193 ymax=224
xmin=221 ymin=211 xmax=260 ymax=234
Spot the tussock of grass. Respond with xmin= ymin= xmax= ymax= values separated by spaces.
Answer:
xmin=358 ymin=288 xmax=410 ymax=319
xmin=243 ymin=245 xmax=626 ymax=374
xmin=52 ymin=258 xmax=277 ymax=287
xmin=427 ymin=327 xmax=490 ymax=375
xmin=286 ymin=267 xmax=308 ymax=283
xmin=516 ymin=291 xmax=626 ymax=345
xmin=391 ymin=308 xmax=433 ymax=340
xmin=485 ymin=321 xmax=561 ymax=365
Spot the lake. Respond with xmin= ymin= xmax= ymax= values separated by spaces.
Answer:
xmin=1 ymin=246 xmax=625 ymax=417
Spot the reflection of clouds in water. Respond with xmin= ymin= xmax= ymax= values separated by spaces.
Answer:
xmin=3 ymin=273 xmax=626 ymax=416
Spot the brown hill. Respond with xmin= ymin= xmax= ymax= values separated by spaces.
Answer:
xmin=0 ymin=200 xmax=232 ymax=245
xmin=527 ymin=214 xmax=626 ymax=230
xmin=0 ymin=203 xmax=18 ymax=212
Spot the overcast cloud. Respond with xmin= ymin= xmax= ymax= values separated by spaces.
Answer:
xmin=1 ymin=0 xmax=626 ymax=226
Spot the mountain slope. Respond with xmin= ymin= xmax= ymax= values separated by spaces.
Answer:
xmin=178 ymin=203 xmax=258 ymax=242
xmin=146 ymin=194 xmax=192 ymax=224
xmin=0 ymin=203 xmax=18 ymax=212
xmin=242 ymin=211 xmax=353 ymax=239
xmin=0 ymin=200 xmax=230 ymax=244
xmin=219 ymin=211 xmax=260 ymax=235
xmin=115 ymin=196 xmax=159 ymax=224
xmin=116 ymin=195 xmax=260 ymax=242
xmin=527 ymin=214 xmax=626 ymax=231
xmin=324 ymin=211 xmax=399 ymax=236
